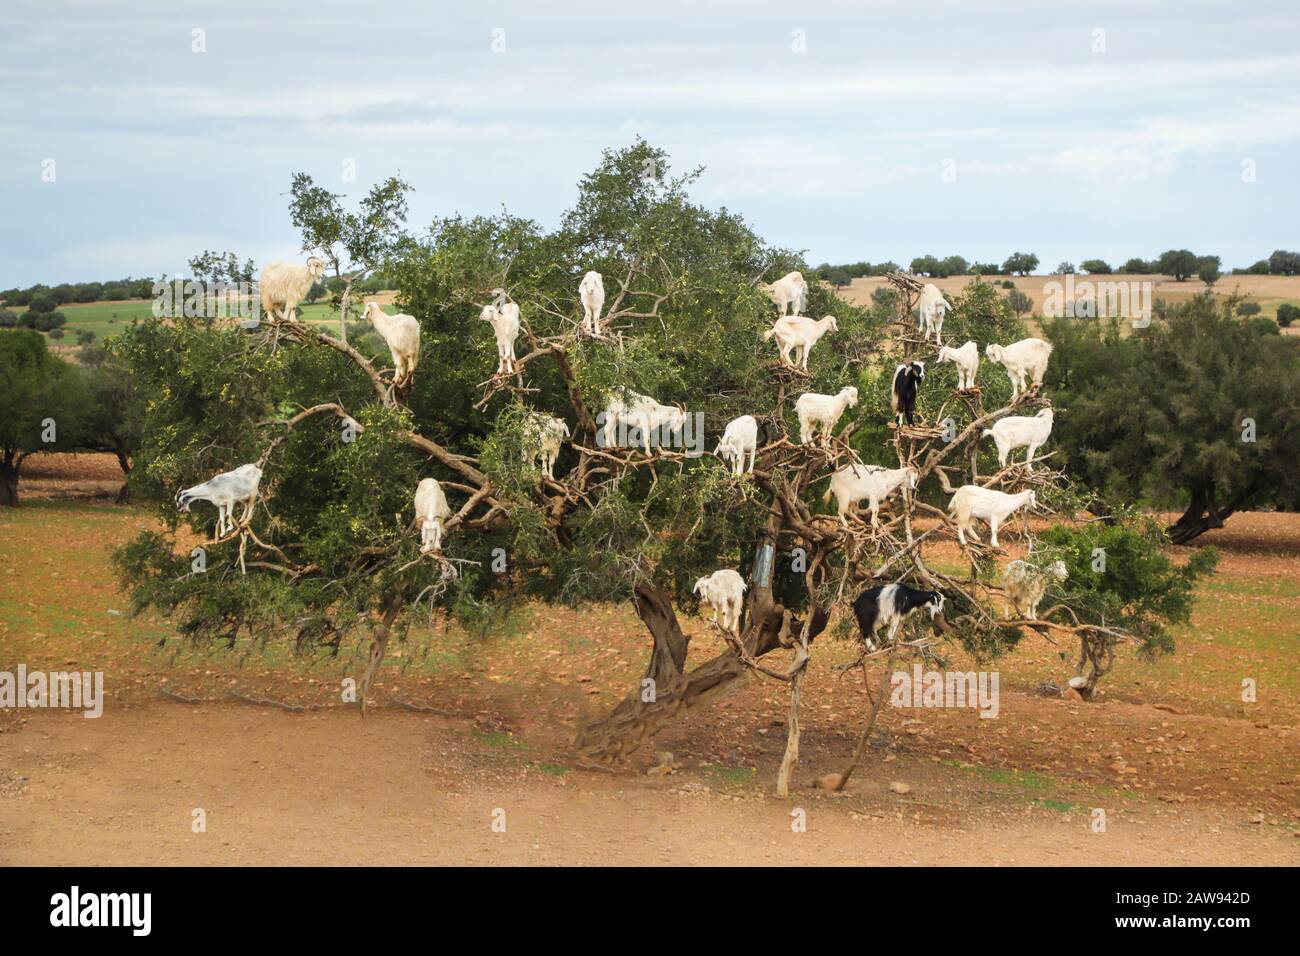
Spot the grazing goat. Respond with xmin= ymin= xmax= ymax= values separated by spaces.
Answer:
xmin=985 ymin=338 xmax=1052 ymax=400
xmin=762 ymin=314 xmax=839 ymax=370
xmin=852 ymin=583 xmax=945 ymax=651
xmin=983 ymin=408 xmax=1054 ymax=471
xmin=479 ymin=299 xmax=521 ymax=375
xmin=523 ymin=413 xmax=570 ymax=479
xmin=579 ymin=271 xmax=605 ymax=334
xmin=891 ymin=361 xmax=925 ymax=427
xmin=823 ymin=463 xmax=917 ymax=528
xmin=414 ymin=478 xmax=452 ymax=553
xmin=763 ymin=271 xmax=807 ymax=316
xmin=947 ymin=486 xmax=1036 ymax=548
xmin=937 ymin=340 xmax=979 ymax=390
xmin=795 ymin=386 xmax=859 ymax=446
xmin=603 ymin=389 xmax=687 ymax=454
xmin=259 ymin=257 xmax=326 ymax=323
xmin=716 ymin=415 xmax=758 ymax=476
xmin=176 ymin=463 xmax=262 ymax=539
xmin=917 ymin=283 xmax=953 ymax=345
xmin=363 ymin=302 xmax=421 ymax=387
xmin=1001 ymin=559 xmax=1068 ymax=620
xmin=693 ymin=569 xmax=747 ymax=634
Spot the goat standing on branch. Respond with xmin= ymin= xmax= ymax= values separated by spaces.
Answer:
xmin=1001 ymin=558 xmax=1068 ymax=620
xmin=917 ymin=283 xmax=953 ymax=345
xmin=602 ymin=388 xmax=687 ymax=454
xmin=693 ymin=569 xmax=747 ymax=634
xmin=259 ymin=256 xmax=326 ymax=323
xmin=363 ymin=301 xmax=421 ymax=390
xmin=985 ymin=337 xmax=1052 ymax=400
xmin=480 ymin=295 xmax=521 ymax=376
xmin=852 ymin=583 xmax=945 ymax=651
xmin=937 ymin=340 xmax=979 ymax=390
xmin=579 ymin=271 xmax=605 ymax=335
xmin=984 ymin=407 xmax=1054 ymax=470
xmin=824 ymin=463 xmax=917 ymax=529
xmin=762 ymin=270 xmax=807 ymax=316
xmin=414 ymin=478 xmax=451 ymax=554
xmin=796 ymin=386 xmax=859 ymax=446
xmin=523 ymin=413 xmax=570 ymax=479
xmin=948 ymin=485 xmax=1036 ymax=548
xmin=716 ymin=414 xmax=758 ymax=476
xmin=891 ymin=361 xmax=925 ymax=427
xmin=176 ymin=463 xmax=263 ymax=539
xmin=763 ymin=314 xmax=839 ymax=370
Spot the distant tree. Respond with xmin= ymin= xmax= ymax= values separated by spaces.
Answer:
xmin=0 ymin=331 xmax=87 ymax=506
xmin=27 ymin=292 xmax=56 ymax=314
xmin=1000 ymin=279 xmax=1016 ymax=289
xmin=940 ymin=255 xmax=968 ymax=277
xmin=1197 ymin=257 xmax=1221 ymax=287
xmin=76 ymin=329 xmax=97 ymax=345
xmin=1241 ymin=259 xmax=1271 ymax=275
xmin=826 ymin=269 xmax=851 ymax=288
xmin=1236 ymin=301 xmax=1261 ymax=317
xmin=1055 ymin=261 xmax=1076 ymax=275
xmin=1120 ymin=258 xmax=1151 ymax=274
xmin=1044 ymin=293 xmax=1300 ymax=543
xmin=1002 ymin=251 xmax=1039 ymax=275
xmin=1005 ymin=288 xmax=1032 ymax=317
xmin=909 ymin=254 xmax=941 ymax=276
xmin=1268 ymin=250 xmax=1300 ymax=276
xmin=1156 ymin=249 xmax=1198 ymax=281
xmin=1278 ymin=304 xmax=1298 ymax=328
xmin=969 ymin=261 xmax=1002 ymax=275
xmin=188 ymin=249 xmax=256 ymax=285
xmin=0 ymin=309 xmax=17 ymax=328
xmin=1080 ymin=259 xmax=1112 ymax=274
xmin=28 ymin=310 xmax=67 ymax=333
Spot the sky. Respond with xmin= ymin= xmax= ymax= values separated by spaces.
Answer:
xmin=1 ymin=0 xmax=1298 ymax=288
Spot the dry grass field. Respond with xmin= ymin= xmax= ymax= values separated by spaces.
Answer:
xmin=1 ymin=456 xmax=1296 ymax=865
xmin=840 ymin=273 xmax=1300 ymax=335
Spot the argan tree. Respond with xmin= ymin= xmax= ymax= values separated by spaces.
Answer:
xmin=117 ymin=142 xmax=1215 ymax=793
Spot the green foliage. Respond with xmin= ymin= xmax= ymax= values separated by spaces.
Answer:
xmin=0 ymin=331 xmax=88 ymax=503
xmin=1268 ymin=250 xmax=1300 ymax=276
xmin=1002 ymin=251 xmax=1039 ymax=275
xmin=1037 ymin=519 xmax=1218 ymax=655
xmin=1080 ymin=259 xmax=1112 ymax=274
xmin=1156 ymin=248 xmax=1198 ymax=281
xmin=1043 ymin=293 xmax=1300 ymax=517
xmin=1235 ymin=301 xmax=1261 ymax=317
xmin=1277 ymin=303 xmax=1298 ymax=328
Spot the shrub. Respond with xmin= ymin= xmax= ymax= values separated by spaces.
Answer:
xmin=1277 ymin=303 xmax=1298 ymax=328
xmin=1236 ymin=301 xmax=1261 ymax=317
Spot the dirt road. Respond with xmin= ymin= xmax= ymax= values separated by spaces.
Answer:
xmin=2 ymin=702 xmax=1295 ymax=866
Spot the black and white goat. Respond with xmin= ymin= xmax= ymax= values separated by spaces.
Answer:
xmin=851 ymin=583 xmax=945 ymax=651
xmin=891 ymin=361 xmax=925 ymax=427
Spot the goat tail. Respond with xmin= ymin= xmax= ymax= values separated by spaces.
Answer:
xmin=821 ymin=484 xmax=833 ymax=505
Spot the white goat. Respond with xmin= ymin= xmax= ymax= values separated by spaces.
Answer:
xmin=603 ymin=389 xmax=687 ymax=454
xmin=947 ymin=486 xmax=1037 ymax=548
xmin=259 ymin=257 xmax=326 ymax=323
xmin=762 ymin=314 xmax=839 ymax=370
xmin=693 ymin=569 xmax=747 ymax=634
xmin=363 ymin=301 xmax=421 ymax=387
xmin=414 ymin=478 xmax=452 ymax=554
xmin=917 ymin=283 xmax=953 ymax=344
xmin=1001 ymin=559 xmax=1069 ymax=620
xmin=176 ymin=463 xmax=262 ymax=539
xmin=523 ymin=413 xmax=570 ymax=479
xmin=763 ymin=271 xmax=807 ymax=316
xmin=716 ymin=414 xmax=758 ymax=476
xmin=984 ymin=408 xmax=1054 ymax=471
xmin=579 ymin=271 xmax=605 ymax=334
xmin=937 ymin=340 xmax=979 ymax=390
xmin=480 ymin=300 xmax=521 ymax=375
xmin=823 ymin=464 xmax=917 ymax=528
xmin=795 ymin=387 xmax=859 ymax=445
xmin=985 ymin=338 xmax=1052 ymax=399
